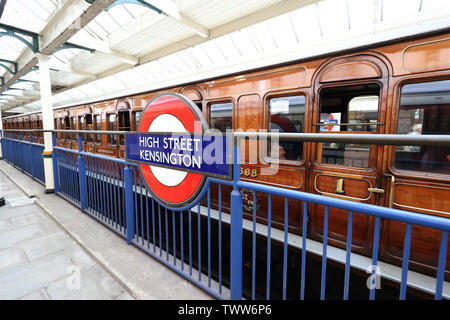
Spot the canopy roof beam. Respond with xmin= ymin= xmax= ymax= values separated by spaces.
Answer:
xmin=0 ymin=0 xmax=116 ymax=109
xmin=107 ymin=0 xmax=209 ymax=38
xmin=69 ymin=36 xmax=139 ymax=65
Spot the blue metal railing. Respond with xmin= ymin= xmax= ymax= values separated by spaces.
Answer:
xmin=1 ymin=132 xmax=45 ymax=184
xmin=1 ymin=132 xmax=449 ymax=300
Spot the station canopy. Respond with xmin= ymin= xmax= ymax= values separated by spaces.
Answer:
xmin=0 ymin=0 xmax=449 ymax=115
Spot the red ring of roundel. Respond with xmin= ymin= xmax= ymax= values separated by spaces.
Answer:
xmin=138 ymin=95 xmax=204 ymax=205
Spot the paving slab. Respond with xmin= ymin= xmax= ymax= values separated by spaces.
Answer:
xmin=0 ymin=166 xmax=135 ymax=300
xmin=0 ymin=159 xmax=213 ymax=300
xmin=0 ymin=246 xmax=28 ymax=271
xmin=46 ymin=264 xmax=133 ymax=300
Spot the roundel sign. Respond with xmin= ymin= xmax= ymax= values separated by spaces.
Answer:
xmin=125 ymin=93 xmax=230 ymax=208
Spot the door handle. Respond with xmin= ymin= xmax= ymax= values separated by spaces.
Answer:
xmin=383 ymin=173 xmax=395 ymax=208
xmin=368 ymin=187 xmax=385 ymax=194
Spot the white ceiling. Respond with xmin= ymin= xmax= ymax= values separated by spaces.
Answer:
xmin=1 ymin=0 xmax=450 ymax=114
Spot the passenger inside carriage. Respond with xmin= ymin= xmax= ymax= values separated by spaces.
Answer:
xmin=268 ymin=95 xmax=305 ymax=161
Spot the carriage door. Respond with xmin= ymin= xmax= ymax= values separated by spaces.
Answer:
xmin=309 ymin=55 xmax=389 ymax=256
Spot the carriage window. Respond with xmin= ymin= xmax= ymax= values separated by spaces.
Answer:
xmin=64 ymin=117 xmax=71 ymax=140
xmin=395 ymin=79 xmax=450 ymax=174
xmin=318 ymin=83 xmax=380 ymax=168
xmin=134 ymin=111 xmax=142 ymax=130
xmin=60 ymin=118 xmax=67 ymax=139
xmin=118 ymin=111 xmax=130 ymax=145
xmin=108 ymin=114 xmax=117 ymax=145
xmin=268 ymin=95 xmax=305 ymax=161
xmin=35 ymin=120 xmax=40 ymax=138
xmin=210 ymin=102 xmax=232 ymax=133
xmin=78 ymin=116 xmax=85 ymax=142
xmin=54 ymin=119 xmax=58 ymax=138
xmin=70 ymin=117 xmax=76 ymax=140
xmin=94 ymin=115 xmax=101 ymax=143
xmin=85 ymin=114 xmax=93 ymax=142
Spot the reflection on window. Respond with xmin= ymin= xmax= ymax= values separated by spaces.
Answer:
xmin=348 ymin=96 xmax=379 ymax=132
xmin=134 ymin=111 xmax=142 ymax=130
xmin=95 ymin=115 xmax=101 ymax=143
xmin=318 ymin=84 xmax=380 ymax=168
xmin=395 ymin=79 xmax=450 ymax=174
xmin=268 ymin=95 xmax=305 ymax=161
xmin=210 ymin=102 xmax=232 ymax=133
xmin=108 ymin=114 xmax=117 ymax=145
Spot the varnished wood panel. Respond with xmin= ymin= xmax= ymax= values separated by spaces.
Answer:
xmin=208 ymin=66 xmax=307 ymax=97
xmin=402 ymin=37 xmax=450 ymax=72
xmin=320 ymin=61 xmax=382 ymax=83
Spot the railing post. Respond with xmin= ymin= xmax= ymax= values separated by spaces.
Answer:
xmin=77 ymin=135 xmax=88 ymax=212
xmin=52 ymin=134 xmax=59 ymax=194
xmin=0 ymin=130 xmax=3 ymax=160
xmin=230 ymin=139 xmax=243 ymax=300
xmin=18 ymin=132 xmax=23 ymax=172
xmin=29 ymin=133 xmax=35 ymax=179
xmin=3 ymin=132 xmax=6 ymax=161
xmin=124 ymin=164 xmax=135 ymax=244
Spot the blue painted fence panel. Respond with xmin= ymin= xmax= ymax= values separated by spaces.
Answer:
xmin=2 ymin=132 xmax=449 ymax=301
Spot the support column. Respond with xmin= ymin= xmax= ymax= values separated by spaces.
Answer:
xmin=37 ymin=54 xmax=55 ymax=193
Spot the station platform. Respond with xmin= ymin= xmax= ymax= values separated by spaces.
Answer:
xmin=0 ymin=160 xmax=212 ymax=300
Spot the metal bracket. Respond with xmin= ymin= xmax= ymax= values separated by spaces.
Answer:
xmin=0 ymin=58 xmax=18 ymax=75
xmin=106 ymin=0 xmax=163 ymax=14
xmin=0 ymin=23 xmax=40 ymax=53
xmin=54 ymin=42 xmax=96 ymax=54
xmin=15 ymin=79 xmax=39 ymax=84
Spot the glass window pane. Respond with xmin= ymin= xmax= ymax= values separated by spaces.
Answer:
xmin=210 ymin=102 xmax=232 ymax=133
xmin=269 ymin=95 xmax=305 ymax=161
xmin=395 ymin=79 xmax=450 ymax=174
xmin=118 ymin=111 xmax=130 ymax=145
xmin=109 ymin=114 xmax=117 ymax=145
xmin=85 ymin=114 xmax=93 ymax=142
xmin=135 ymin=111 xmax=142 ymax=129
xmin=95 ymin=115 xmax=101 ymax=143
xmin=318 ymin=83 xmax=380 ymax=168
xmin=348 ymin=95 xmax=379 ymax=132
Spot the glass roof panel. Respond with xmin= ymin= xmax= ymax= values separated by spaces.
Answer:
xmin=2 ymin=0 xmax=450 ymax=113
xmin=1 ymin=0 xmax=61 ymax=33
xmin=316 ymin=0 xmax=349 ymax=38
xmin=106 ymin=4 xmax=136 ymax=27
xmin=384 ymin=0 xmax=422 ymax=21
xmin=94 ymin=11 xmax=121 ymax=34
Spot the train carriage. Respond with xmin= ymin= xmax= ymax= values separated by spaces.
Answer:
xmin=3 ymin=30 xmax=450 ymax=290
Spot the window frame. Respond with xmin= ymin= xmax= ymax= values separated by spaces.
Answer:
xmin=314 ymin=81 xmax=383 ymax=170
xmin=390 ymin=76 xmax=450 ymax=179
xmin=207 ymin=99 xmax=234 ymax=133
xmin=84 ymin=113 xmax=94 ymax=143
xmin=93 ymin=113 xmax=102 ymax=145
xmin=118 ymin=110 xmax=131 ymax=146
xmin=106 ymin=112 xmax=118 ymax=146
xmin=132 ymin=109 xmax=143 ymax=131
xmin=70 ymin=116 xmax=77 ymax=141
xmin=262 ymin=90 xmax=309 ymax=166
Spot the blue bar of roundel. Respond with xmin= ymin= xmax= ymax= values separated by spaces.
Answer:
xmin=126 ymin=134 xmax=230 ymax=177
